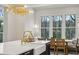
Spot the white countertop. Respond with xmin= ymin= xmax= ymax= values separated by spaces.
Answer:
xmin=31 ymin=40 xmax=50 ymax=44
xmin=0 ymin=40 xmax=74 ymax=55
xmin=3 ymin=40 xmax=49 ymax=55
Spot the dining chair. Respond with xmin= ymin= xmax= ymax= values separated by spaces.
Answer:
xmin=50 ymin=38 xmax=56 ymax=54
xmin=56 ymin=39 xmax=66 ymax=55
xmin=68 ymin=39 xmax=78 ymax=54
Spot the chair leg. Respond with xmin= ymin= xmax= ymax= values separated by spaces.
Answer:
xmin=65 ymin=47 xmax=67 ymax=55
xmin=54 ymin=48 xmax=55 ymax=54
xmin=56 ymin=48 xmax=58 ymax=55
xmin=64 ymin=48 xmax=65 ymax=55
xmin=76 ymin=48 xmax=78 ymax=54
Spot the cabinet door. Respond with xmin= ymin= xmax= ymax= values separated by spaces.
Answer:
xmin=20 ymin=49 xmax=33 ymax=55
xmin=46 ymin=43 xmax=50 ymax=55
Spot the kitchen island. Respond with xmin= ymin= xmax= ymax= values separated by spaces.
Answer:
xmin=3 ymin=40 xmax=50 ymax=55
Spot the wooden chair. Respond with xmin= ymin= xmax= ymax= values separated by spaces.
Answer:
xmin=50 ymin=38 xmax=56 ymax=54
xmin=56 ymin=39 xmax=66 ymax=55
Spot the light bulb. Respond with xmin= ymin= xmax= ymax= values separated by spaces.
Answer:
xmin=29 ymin=9 xmax=34 ymax=14
xmin=1 ymin=22 xmax=4 ymax=25
xmin=34 ymin=24 xmax=38 ymax=28
xmin=24 ymin=5 xmax=28 ymax=8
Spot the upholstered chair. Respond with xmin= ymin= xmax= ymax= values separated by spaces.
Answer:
xmin=76 ymin=38 xmax=79 ymax=54
xmin=68 ymin=39 xmax=77 ymax=54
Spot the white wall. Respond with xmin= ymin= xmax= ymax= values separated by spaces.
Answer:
xmin=24 ymin=13 xmax=35 ymax=36
xmin=35 ymin=6 xmax=79 ymax=39
xmin=4 ymin=9 xmax=35 ymax=42
xmin=16 ymin=14 xmax=33 ymax=41
xmin=4 ymin=12 xmax=17 ymax=42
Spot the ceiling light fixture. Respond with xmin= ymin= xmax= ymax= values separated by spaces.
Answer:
xmin=5 ymin=5 xmax=29 ymax=16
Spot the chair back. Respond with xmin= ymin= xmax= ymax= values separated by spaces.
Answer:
xmin=50 ymin=39 xmax=55 ymax=46
xmin=56 ymin=39 xmax=65 ymax=47
xmin=77 ymin=38 xmax=79 ymax=44
xmin=72 ymin=39 xmax=77 ymax=45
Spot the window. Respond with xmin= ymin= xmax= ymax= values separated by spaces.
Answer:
xmin=0 ymin=8 xmax=3 ymax=42
xmin=40 ymin=14 xmax=76 ymax=40
xmin=53 ymin=16 xmax=62 ymax=27
xmin=0 ymin=20 xmax=3 ymax=42
xmin=0 ymin=9 xmax=3 ymax=17
xmin=41 ymin=16 xmax=49 ymax=39
xmin=53 ymin=16 xmax=62 ymax=39
xmin=41 ymin=29 xmax=49 ymax=39
xmin=66 ymin=28 xmax=75 ymax=39
xmin=53 ymin=28 xmax=61 ymax=39
xmin=65 ymin=14 xmax=76 ymax=39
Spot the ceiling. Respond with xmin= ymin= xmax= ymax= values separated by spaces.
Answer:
xmin=26 ymin=4 xmax=50 ymax=8
xmin=26 ymin=4 xmax=79 ymax=9
xmin=0 ymin=4 xmax=79 ymax=9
